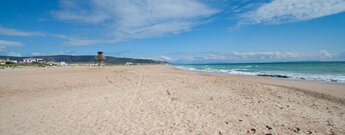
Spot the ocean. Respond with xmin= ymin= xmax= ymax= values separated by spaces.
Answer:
xmin=175 ymin=61 xmax=345 ymax=83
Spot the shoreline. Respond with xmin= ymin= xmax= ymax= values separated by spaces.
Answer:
xmin=173 ymin=64 xmax=345 ymax=85
xmin=173 ymin=62 xmax=345 ymax=84
xmin=1 ymin=65 xmax=345 ymax=134
xmin=170 ymin=65 xmax=345 ymax=104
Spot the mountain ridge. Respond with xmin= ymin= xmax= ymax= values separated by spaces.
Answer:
xmin=0 ymin=55 xmax=168 ymax=65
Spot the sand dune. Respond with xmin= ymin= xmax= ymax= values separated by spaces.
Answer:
xmin=1 ymin=65 xmax=344 ymax=134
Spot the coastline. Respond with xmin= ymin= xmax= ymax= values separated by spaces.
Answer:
xmin=174 ymin=61 xmax=345 ymax=84
xmin=1 ymin=65 xmax=345 ymax=134
xmin=171 ymin=65 xmax=345 ymax=104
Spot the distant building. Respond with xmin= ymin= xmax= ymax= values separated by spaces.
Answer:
xmin=46 ymin=61 xmax=68 ymax=66
xmin=6 ymin=58 xmax=17 ymax=64
xmin=0 ymin=59 xmax=17 ymax=64
xmin=23 ymin=58 xmax=44 ymax=64
xmin=125 ymin=62 xmax=134 ymax=65
xmin=58 ymin=62 xmax=67 ymax=66
xmin=46 ymin=61 xmax=55 ymax=66
xmin=0 ymin=59 xmax=5 ymax=65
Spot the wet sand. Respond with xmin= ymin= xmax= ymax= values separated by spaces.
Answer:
xmin=0 ymin=65 xmax=344 ymax=134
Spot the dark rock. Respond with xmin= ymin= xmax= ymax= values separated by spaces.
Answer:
xmin=330 ymin=79 xmax=338 ymax=82
xmin=266 ymin=125 xmax=272 ymax=130
xmin=294 ymin=127 xmax=300 ymax=133
xmin=327 ymin=118 xmax=334 ymax=126
xmin=307 ymin=130 xmax=313 ymax=134
xmin=251 ymin=128 xmax=256 ymax=133
xmin=257 ymin=74 xmax=289 ymax=78
xmin=166 ymin=90 xmax=171 ymax=96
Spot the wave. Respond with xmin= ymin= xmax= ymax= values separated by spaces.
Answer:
xmin=175 ymin=65 xmax=345 ymax=83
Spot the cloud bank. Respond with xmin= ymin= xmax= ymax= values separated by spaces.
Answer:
xmin=240 ymin=0 xmax=345 ymax=24
xmin=0 ymin=40 xmax=23 ymax=51
xmin=162 ymin=50 xmax=342 ymax=63
xmin=0 ymin=26 xmax=111 ymax=46
xmin=0 ymin=27 xmax=45 ymax=37
xmin=53 ymin=0 xmax=218 ymax=41
xmin=0 ymin=40 xmax=23 ymax=47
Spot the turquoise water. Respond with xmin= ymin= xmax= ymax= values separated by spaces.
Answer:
xmin=176 ymin=61 xmax=345 ymax=83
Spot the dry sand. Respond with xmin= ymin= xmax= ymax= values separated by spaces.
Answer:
xmin=0 ymin=65 xmax=345 ymax=135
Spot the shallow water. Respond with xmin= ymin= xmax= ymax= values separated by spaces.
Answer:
xmin=176 ymin=61 xmax=345 ymax=83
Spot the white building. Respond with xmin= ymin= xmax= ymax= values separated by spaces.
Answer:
xmin=125 ymin=62 xmax=134 ymax=65
xmin=6 ymin=58 xmax=17 ymax=64
xmin=46 ymin=61 xmax=68 ymax=66
xmin=23 ymin=58 xmax=44 ymax=64
xmin=58 ymin=62 xmax=68 ymax=66
xmin=0 ymin=59 xmax=5 ymax=65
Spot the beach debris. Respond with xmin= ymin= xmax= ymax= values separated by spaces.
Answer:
xmin=307 ymin=130 xmax=313 ymax=134
xmin=171 ymin=97 xmax=178 ymax=101
xmin=166 ymin=90 xmax=171 ymax=96
xmin=245 ymin=96 xmax=253 ymax=100
xmin=274 ymin=103 xmax=284 ymax=109
xmin=257 ymin=100 xmax=264 ymax=103
xmin=251 ymin=128 xmax=256 ymax=133
xmin=326 ymin=128 xmax=336 ymax=135
xmin=327 ymin=118 xmax=334 ymax=126
xmin=265 ymin=125 xmax=272 ymax=130
xmin=294 ymin=127 xmax=300 ymax=133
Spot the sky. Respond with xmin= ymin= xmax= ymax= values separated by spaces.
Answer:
xmin=0 ymin=0 xmax=345 ymax=63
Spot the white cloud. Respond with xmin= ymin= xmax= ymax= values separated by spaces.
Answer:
xmin=318 ymin=50 xmax=334 ymax=58
xmin=240 ymin=0 xmax=345 ymax=24
xmin=0 ymin=46 xmax=5 ymax=51
xmin=0 ymin=40 xmax=23 ymax=51
xmin=53 ymin=0 xmax=218 ymax=41
xmin=5 ymin=52 xmax=21 ymax=57
xmin=164 ymin=50 xmax=341 ymax=63
xmin=0 ymin=26 xmax=109 ymax=46
xmin=63 ymin=37 xmax=119 ymax=46
xmin=160 ymin=55 xmax=172 ymax=61
xmin=0 ymin=27 xmax=45 ymax=37
xmin=232 ymin=51 xmax=304 ymax=59
xmin=0 ymin=27 xmax=78 ymax=41
xmin=31 ymin=52 xmax=42 ymax=56
xmin=0 ymin=40 xmax=23 ymax=47
xmin=59 ymin=50 xmax=77 ymax=55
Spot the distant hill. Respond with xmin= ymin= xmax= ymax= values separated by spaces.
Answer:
xmin=0 ymin=55 xmax=169 ymax=65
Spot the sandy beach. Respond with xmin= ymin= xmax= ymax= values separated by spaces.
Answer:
xmin=1 ymin=65 xmax=345 ymax=135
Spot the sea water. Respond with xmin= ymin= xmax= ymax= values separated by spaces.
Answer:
xmin=175 ymin=61 xmax=345 ymax=83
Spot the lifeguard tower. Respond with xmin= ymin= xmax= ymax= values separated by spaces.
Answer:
xmin=97 ymin=51 xmax=105 ymax=67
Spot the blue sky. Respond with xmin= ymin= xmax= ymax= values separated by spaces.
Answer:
xmin=0 ymin=0 xmax=345 ymax=63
